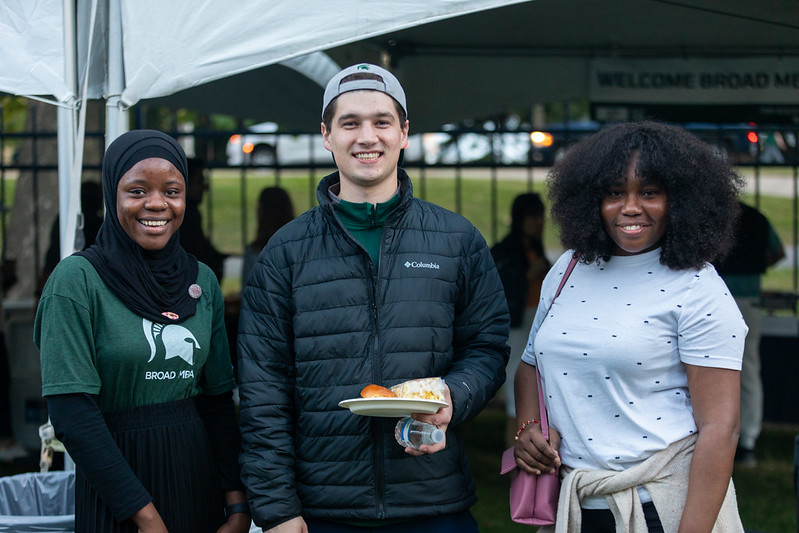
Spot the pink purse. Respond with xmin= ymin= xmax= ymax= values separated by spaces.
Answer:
xmin=499 ymin=255 xmax=578 ymax=526
xmin=500 ymin=369 xmax=560 ymax=525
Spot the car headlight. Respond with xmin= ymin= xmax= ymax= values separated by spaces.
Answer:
xmin=530 ymin=131 xmax=553 ymax=147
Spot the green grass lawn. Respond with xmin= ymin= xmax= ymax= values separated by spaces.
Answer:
xmin=202 ymin=168 xmax=799 ymax=296
xmin=202 ymin=168 xmax=799 ymax=256
xmin=1 ymin=166 xmax=795 ymax=295
xmin=202 ymin=168 xmax=545 ymax=257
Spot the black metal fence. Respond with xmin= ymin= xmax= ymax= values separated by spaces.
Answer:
xmin=2 ymin=119 xmax=799 ymax=292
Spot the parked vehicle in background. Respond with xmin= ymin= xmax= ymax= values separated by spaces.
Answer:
xmin=682 ymin=122 xmax=759 ymax=164
xmin=678 ymin=123 xmax=799 ymax=165
xmin=430 ymin=121 xmax=599 ymax=166
xmin=530 ymin=121 xmax=768 ymax=166
xmin=227 ymin=121 xmax=797 ymax=168
xmin=752 ymin=128 xmax=798 ymax=165
xmin=226 ymin=121 xmax=426 ymax=167
xmin=428 ymin=130 xmax=531 ymax=165
xmin=528 ymin=120 xmax=601 ymax=166
xmin=226 ymin=122 xmax=331 ymax=167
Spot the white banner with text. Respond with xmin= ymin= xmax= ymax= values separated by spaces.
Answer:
xmin=590 ymin=58 xmax=799 ymax=104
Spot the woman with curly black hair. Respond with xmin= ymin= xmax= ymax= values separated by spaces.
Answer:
xmin=513 ymin=121 xmax=747 ymax=532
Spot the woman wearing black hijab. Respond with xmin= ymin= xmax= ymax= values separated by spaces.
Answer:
xmin=34 ymin=130 xmax=250 ymax=533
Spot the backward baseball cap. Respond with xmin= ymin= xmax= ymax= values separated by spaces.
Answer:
xmin=322 ymin=63 xmax=407 ymax=119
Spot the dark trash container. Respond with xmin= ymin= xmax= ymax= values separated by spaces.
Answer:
xmin=0 ymin=471 xmax=74 ymax=532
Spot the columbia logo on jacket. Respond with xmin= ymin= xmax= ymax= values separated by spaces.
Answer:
xmin=404 ymin=260 xmax=440 ymax=269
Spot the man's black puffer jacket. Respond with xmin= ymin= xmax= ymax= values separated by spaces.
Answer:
xmin=237 ymin=170 xmax=510 ymax=530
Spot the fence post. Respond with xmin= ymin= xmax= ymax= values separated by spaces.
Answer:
xmin=794 ymin=434 xmax=798 ymax=532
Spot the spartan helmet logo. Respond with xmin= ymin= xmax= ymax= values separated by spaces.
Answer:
xmin=143 ymin=319 xmax=200 ymax=365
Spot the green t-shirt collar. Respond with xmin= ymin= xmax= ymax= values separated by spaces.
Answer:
xmin=334 ymin=189 xmax=401 ymax=229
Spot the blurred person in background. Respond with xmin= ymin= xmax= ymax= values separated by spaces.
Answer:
xmin=491 ymin=192 xmax=551 ymax=445
xmin=241 ymin=186 xmax=295 ymax=287
xmin=0 ymin=259 xmax=22 ymax=461
xmin=38 ymin=181 xmax=104 ymax=296
xmin=713 ymin=201 xmax=785 ymax=467
xmin=181 ymin=157 xmax=228 ymax=282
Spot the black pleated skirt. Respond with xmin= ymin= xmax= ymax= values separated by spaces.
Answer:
xmin=75 ymin=398 xmax=226 ymax=533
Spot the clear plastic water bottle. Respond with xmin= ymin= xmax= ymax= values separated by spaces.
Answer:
xmin=394 ymin=417 xmax=445 ymax=449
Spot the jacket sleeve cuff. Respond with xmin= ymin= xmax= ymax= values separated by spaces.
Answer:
xmin=445 ymin=378 xmax=472 ymax=427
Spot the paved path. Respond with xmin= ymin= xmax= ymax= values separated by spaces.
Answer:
xmin=414 ymin=166 xmax=799 ymax=199
xmin=739 ymin=169 xmax=798 ymax=198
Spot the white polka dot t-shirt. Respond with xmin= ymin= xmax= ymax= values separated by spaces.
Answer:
xmin=521 ymin=248 xmax=746 ymax=477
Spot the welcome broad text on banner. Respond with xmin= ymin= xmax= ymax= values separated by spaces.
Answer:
xmin=590 ymin=58 xmax=799 ymax=104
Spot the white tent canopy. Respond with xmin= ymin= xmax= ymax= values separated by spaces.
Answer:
xmin=0 ymin=0 xmax=530 ymax=259
xmin=1 ymin=0 xmax=529 ymax=108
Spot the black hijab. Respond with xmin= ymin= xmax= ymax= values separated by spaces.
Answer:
xmin=77 ymin=130 xmax=199 ymax=323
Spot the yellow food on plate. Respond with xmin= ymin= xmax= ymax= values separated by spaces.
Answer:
xmin=390 ymin=377 xmax=445 ymax=401
xmin=360 ymin=384 xmax=397 ymax=398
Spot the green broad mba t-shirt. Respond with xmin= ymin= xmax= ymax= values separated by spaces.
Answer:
xmin=34 ymin=255 xmax=236 ymax=412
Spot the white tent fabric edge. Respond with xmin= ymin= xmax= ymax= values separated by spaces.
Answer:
xmin=117 ymin=0 xmax=532 ymax=106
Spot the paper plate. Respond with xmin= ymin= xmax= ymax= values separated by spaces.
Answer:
xmin=338 ymin=397 xmax=448 ymax=418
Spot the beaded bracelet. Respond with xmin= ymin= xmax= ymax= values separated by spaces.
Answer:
xmin=514 ymin=419 xmax=540 ymax=441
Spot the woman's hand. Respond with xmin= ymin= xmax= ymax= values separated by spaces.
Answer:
xmin=402 ymin=385 xmax=453 ymax=456
xmin=265 ymin=516 xmax=308 ymax=533
xmin=678 ymin=365 xmax=740 ymax=532
xmin=513 ymin=422 xmax=561 ymax=475
xmin=513 ymin=362 xmax=561 ymax=475
xmin=133 ymin=502 xmax=168 ymax=533
xmin=216 ymin=512 xmax=251 ymax=533
xmin=217 ymin=491 xmax=252 ymax=533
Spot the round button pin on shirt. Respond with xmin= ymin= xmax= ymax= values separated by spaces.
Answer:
xmin=188 ymin=284 xmax=202 ymax=299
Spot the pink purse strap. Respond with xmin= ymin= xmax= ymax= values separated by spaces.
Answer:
xmin=537 ymin=254 xmax=578 ymax=440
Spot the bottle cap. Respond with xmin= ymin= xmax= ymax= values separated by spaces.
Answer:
xmin=431 ymin=428 xmax=445 ymax=444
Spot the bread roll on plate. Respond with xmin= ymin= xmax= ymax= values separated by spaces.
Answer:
xmin=360 ymin=384 xmax=397 ymax=398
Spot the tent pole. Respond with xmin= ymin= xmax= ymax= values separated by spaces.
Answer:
xmin=57 ymin=0 xmax=78 ymax=261
xmin=53 ymin=0 xmax=80 ymax=474
xmin=106 ymin=0 xmax=128 ymax=146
